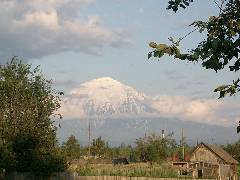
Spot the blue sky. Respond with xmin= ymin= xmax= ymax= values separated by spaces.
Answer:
xmin=26 ymin=0 xmax=235 ymax=97
xmin=1 ymin=0 xmax=240 ymax=128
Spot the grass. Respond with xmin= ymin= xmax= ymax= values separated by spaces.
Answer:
xmin=237 ymin=165 xmax=240 ymax=177
xmin=75 ymin=163 xmax=178 ymax=178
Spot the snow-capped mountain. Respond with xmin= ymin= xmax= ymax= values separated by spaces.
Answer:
xmin=57 ymin=77 xmax=240 ymax=145
xmin=60 ymin=77 xmax=158 ymax=118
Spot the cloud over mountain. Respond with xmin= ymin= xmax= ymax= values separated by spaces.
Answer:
xmin=151 ymin=95 xmax=239 ymax=126
xmin=0 ymin=0 xmax=131 ymax=61
xmin=59 ymin=77 xmax=240 ymax=127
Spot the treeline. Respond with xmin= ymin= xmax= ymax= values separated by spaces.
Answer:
xmin=223 ymin=140 xmax=240 ymax=163
xmin=61 ymin=134 xmax=240 ymax=164
xmin=60 ymin=133 xmax=193 ymax=164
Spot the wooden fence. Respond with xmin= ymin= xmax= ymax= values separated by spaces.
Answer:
xmin=5 ymin=173 xmax=216 ymax=180
xmin=78 ymin=177 xmax=215 ymax=180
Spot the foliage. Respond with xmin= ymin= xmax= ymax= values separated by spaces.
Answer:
xmin=223 ymin=139 xmax=240 ymax=162
xmin=61 ymin=135 xmax=82 ymax=160
xmin=134 ymin=133 xmax=177 ymax=163
xmin=224 ymin=140 xmax=240 ymax=177
xmin=91 ymin=136 xmax=110 ymax=158
xmin=0 ymin=139 xmax=15 ymax=173
xmin=112 ymin=143 xmax=131 ymax=157
xmin=167 ymin=0 xmax=193 ymax=12
xmin=111 ymin=143 xmax=136 ymax=162
xmin=175 ymin=135 xmax=194 ymax=161
xmin=149 ymin=0 xmax=240 ymax=99
xmin=0 ymin=57 xmax=66 ymax=175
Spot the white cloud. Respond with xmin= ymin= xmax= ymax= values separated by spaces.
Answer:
xmin=152 ymin=95 xmax=240 ymax=127
xmin=59 ymin=96 xmax=87 ymax=119
xmin=0 ymin=0 xmax=131 ymax=61
xmin=12 ymin=10 xmax=59 ymax=30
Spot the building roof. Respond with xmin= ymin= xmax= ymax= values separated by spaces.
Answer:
xmin=197 ymin=143 xmax=239 ymax=164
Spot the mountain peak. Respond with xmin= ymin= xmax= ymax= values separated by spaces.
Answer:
xmin=92 ymin=77 xmax=116 ymax=81
xmin=64 ymin=77 xmax=155 ymax=118
xmin=85 ymin=77 xmax=121 ymax=87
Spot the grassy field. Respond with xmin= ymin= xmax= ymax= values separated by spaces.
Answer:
xmin=74 ymin=163 xmax=178 ymax=178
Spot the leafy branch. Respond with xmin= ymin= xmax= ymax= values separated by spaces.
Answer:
xmin=149 ymin=0 xmax=240 ymax=99
xmin=167 ymin=0 xmax=194 ymax=12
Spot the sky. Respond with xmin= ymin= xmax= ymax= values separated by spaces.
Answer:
xmin=0 ymin=0 xmax=240 ymax=130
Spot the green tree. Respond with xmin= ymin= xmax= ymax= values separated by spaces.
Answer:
xmin=224 ymin=139 xmax=240 ymax=162
xmin=116 ymin=143 xmax=132 ymax=157
xmin=0 ymin=57 xmax=66 ymax=175
xmin=149 ymin=0 xmax=240 ymax=99
xmin=111 ymin=143 xmax=135 ymax=161
xmin=134 ymin=133 xmax=177 ymax=163
xmin=90 ymin=136 xmax=109 ymax=158
xmin=175 ymin=138 xmax=193 ymax=161
xmin=62 ymin=135 xmax=82 ymax=160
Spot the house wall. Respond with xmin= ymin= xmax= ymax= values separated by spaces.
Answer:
xmin=190 ymin=145 xmax=224 ymax=164
xmin=219 ymin=164 xmax=230 ymax=177
xmin=202 ymin=167 xmax=218 ymax=178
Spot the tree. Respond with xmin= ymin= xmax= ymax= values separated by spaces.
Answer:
xmin=62 ymin=135 xmax=82 ymax=160
xmin=149 ymin=0 xmax=240 ymax=99
xmin=111 ymin=143 xmax=136 ymax=162
xmin=175 ymin=136 xmax=193 ymax=161
xmin=0 ymin=57 xmax=66 ymax=175
xmin=112 ymin=143 xmax=132 ymax=157
xmin=224 ymin=139 xmax=240 ymax=162
xmin=134 ymin=133 xmax=177 ymax=163
xmin=90 ymin=136 xmax=109 ymax=158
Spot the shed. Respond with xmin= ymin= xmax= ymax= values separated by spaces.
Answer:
xmin=190 ymin=142 xmax=238 ymax=179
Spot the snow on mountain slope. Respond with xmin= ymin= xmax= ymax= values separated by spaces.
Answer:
xmin=60 ymin=77 xmax=158 ymax=118
xmin=59 ymin=77 xmax=240 ymax=127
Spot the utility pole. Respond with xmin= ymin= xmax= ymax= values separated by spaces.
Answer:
xmin=181 ymin=128 xmax=185 ymax=161
xmin=88 ymin=118 xmax=91 ymax=159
